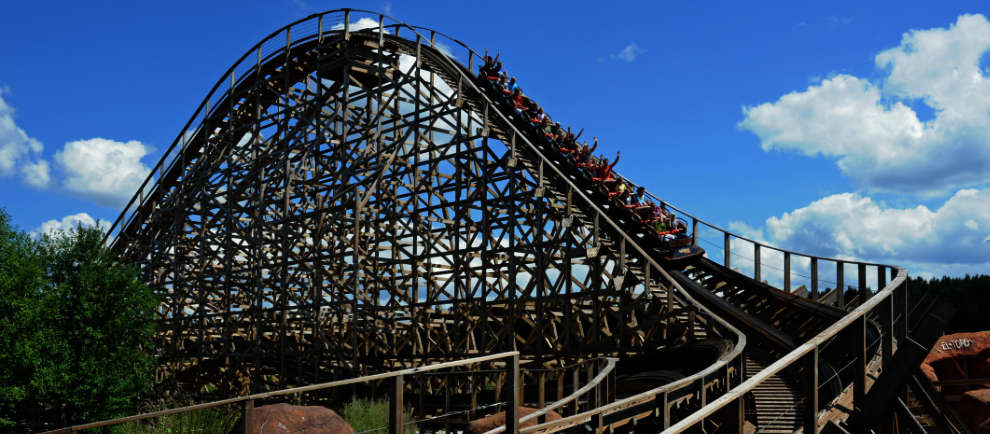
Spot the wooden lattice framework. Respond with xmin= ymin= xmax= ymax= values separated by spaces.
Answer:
xmin=108 ymin=13 xmax=711 ymax=396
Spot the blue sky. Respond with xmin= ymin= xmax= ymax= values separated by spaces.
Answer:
xmin=1 ymin=0 xmax=988 ymax=278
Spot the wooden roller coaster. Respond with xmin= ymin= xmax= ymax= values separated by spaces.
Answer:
xmin=52 ymin=8 xmax=954 ymax=434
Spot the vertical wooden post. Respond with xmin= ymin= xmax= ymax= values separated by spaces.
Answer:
xmin=753 ymin=244 xmax=761 ymax=282
xmin=537 ymin=371 xmax=546 ymax=423
xmin=895 ymin=279 xmax=907 ymax=339
xmin=784 ymin=252 xmax=791 ymax=292
xmin=724 ymin=232 xmax=731 ymax=269
xmin=858 ymin=263 xmax=868 ymax=303
xmin=691 ymin=218 xmax=699 ymax=246
xmin=878 ymin=266 xmax=887 ymax=290
xmin=810 ymin=257 xmax=819 ymax=299
xmin=732 ymin=394 xmax=746 ymax=434
xmin=663 ymin=390 xmax=671 ymax=430
xmin=854 ymin=316 xmax=867 ymax=406
xmin=343 ymin=9 xmax=350 ymax=39
xmin=572 ymin=368 xmax=580 ymax=413
xmin=687 ymin=309 xmax=696 ymax=340
xmin=804 ymin=347 xmax=819 ymax=434
xmin=506 ymin=353 xmax=520 ymax=434
xmin=881 ymin=297 xmax=893 ymax=368
xmin=836 ymin=261 xmax=845 ymax=308
xmin=390 ymin=375 xmax=405 ymax=434
xmin=242 ymin=399 xmax=255 ymax=434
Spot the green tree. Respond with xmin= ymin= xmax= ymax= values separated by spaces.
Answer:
xmin=0 ymin=209 xmax=48 ymax=427
xmin=0 ymin=209 xmax=159 ymax=429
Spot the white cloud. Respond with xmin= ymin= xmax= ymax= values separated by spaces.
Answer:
xmin=0 ymin=88 xmax=49 ymax=187
xmin=331 ymin=18 xmax=386 ymax=33
xmin=764 ymin=189 xmax=990 ymax=267
xmin=20 ymin=159 xmax=50 ymax=188
xmin=54 ymin=138 xmax=153 ymax=208
xmin=613 ymin=43 xmax=645 ymax=63
xmin=739 ymin=14 xmax=990 ymax=195
xmin=32 ymin=212 xmax=109 ymax=238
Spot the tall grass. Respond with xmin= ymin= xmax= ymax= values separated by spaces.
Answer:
xmin=109 ymin=404 xmax=240 ymax=434
xmin=341 ymin=398 xmax=418 ymax=433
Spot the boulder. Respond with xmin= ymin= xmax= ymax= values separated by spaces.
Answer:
xmin=955 ymin=389 xmax=990 ymax=434
xmin=921 ymin=331 xmax=990 ymax=393
xmin=468 ymin=406 xmax=562 ymax=433
xmin=251 ymin=403 xmax=355 ymax=433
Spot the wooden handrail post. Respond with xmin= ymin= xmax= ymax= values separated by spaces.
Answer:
xmin=506 ymin=353 xmax=520 ymax=434
xmin=836 ymin=261 xmax=845 ymax=308
xmin=242 ymin=399 xmax=255 ymax=434
xmin=895 ymin=279 xmax=907 ymax=339
xmin=734 ymin=396 xmax=745 ymax=433
xmin=858 ymin=263 xmax=868 ymax=303
xmin=810 ymin=257 xmax=818 ymax=299
xmin=880 ymin=296 xmax=893 ymax=368
xmin=784 ymin=252 xmax=791 ymax=292
xmin=753 ymin=244 xmax=761 ymax=282
xmin=854 ymin=316 xmax=867 ymax=406
xmin=724 ymin=232 xmax=731 ymax=269
xmin=691 ymin=218 xmax=699 ymax=246
xmin=878 ymin=265 xmax=887 ymax=292
xmin=803 ymin=347 xmax=820 ymax=434
xmin=390 ymin=375 xmax=405 ymax=434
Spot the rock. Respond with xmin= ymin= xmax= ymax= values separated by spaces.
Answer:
xmin=921 ymin=332 xmax=990 ymax=433
xmin=468 ymin=406 xmax=561 ymax=433
xmin=921 ymin=331 xmax=990 ymax=393
xmin=955 ymin=389 xmax=990 ymax=433
xmin=251 ymin=403 xmax=355 ymax=433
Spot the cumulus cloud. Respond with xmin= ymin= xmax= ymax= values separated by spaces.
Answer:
xmin=54 ymin=138 xmax=153 ymax=208
xmin=20 ymin=159 xmax=50 ymax=188
xmin=765 ymin=189 xmax=990 ymax=266
xmin=613 ymin=43 xmax=645 ymax=63
xmin=0 ymin=88 xmax=49 ymax=187
xmin=32 ymin=212 xmax=109 ymax=238
xmin=739 ymin=14 xmax=990 ymax=195
xmin=331 ymin=18 xmax=386 ymax=33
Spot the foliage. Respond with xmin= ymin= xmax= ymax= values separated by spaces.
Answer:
xmin=907 ymin=274 xmax=990 ymax=333
xmin=0 ymin=209 xmax=159 ymax=430
xmin=341 ymin=398 xmax=418 ymax=433
xmin=110 ymin=403 xmax=241 ymax=434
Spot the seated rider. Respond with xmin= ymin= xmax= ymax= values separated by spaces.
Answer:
xmin=511 ymin=88 xmax=525 ymax=114
xmin=480 ymin=49 xmax=501 ymax=79
xmin=600 ymin=151 xmax=620 ymax=180
xmin=632 ymin=186 xmax=646 ymax=205
xmin=525 ymin=102 xmax=540 ymax=122
xmin=506 ymin=77 xmax=519 ymax=93
xmin=576 ymin=137 xmax=599 ymax=166
xmin=612 ymin=181 xmax=628 ymax=200
xmin=542 ymin=118 xmax=555 ymax=140
xmin=652 ymin=203 xmax=667 ymax=233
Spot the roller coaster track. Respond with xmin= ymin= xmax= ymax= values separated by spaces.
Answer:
xmin=94 ymin=8 xmax=920 ymax=434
